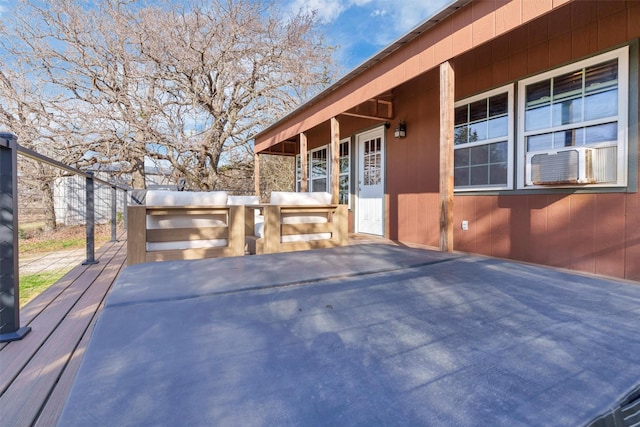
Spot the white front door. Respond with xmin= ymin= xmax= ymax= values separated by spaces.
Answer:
xmin=356 ymin=127 xmax=385 ymax=236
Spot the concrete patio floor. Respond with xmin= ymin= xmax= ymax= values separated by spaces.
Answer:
xmin=58 ymin=244 xmax=640 ymax=426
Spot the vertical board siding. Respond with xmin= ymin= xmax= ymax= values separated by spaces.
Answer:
xmin=625 ymin=193 xmax=640 ymax=281
xmin=282 ymin=1 xmax=639 ymax=281
xmin=385 ymin=1 xmax=640 ymax=280
xmin=441 ymin=1 xmax=639 ymax=279
xmin=594 ymin=194 xmax=627 ymax=278
xmin=569 ymin=194 xmax=597 ymax=274
xmin=455 ymin=193 xmax=634 ymax=279
xmin=406 ymin=1 xmax=635 ymax=280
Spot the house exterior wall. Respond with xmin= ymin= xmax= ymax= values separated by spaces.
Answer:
xmin=386 ymin=70 xmax=442 ymax=247
xmin=260 ymin=0 xmax=640 ymax=281
xmin=384 ymin=1 xmax=640 ymax=280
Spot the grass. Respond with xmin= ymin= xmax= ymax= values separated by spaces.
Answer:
xmin=18 ymin=223 xmax=115 ymax=307
xmin=19 ymin=269 xmax=73 ymax=307
xmin=19 ymin=224 xmax=111 ymax=255
xmin=20 ymin=235 xmax=92 ymax=254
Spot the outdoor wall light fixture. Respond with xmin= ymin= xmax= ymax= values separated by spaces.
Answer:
xmin=394 ymin=120 xmax=406 ymax=138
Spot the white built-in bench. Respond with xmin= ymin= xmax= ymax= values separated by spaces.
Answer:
xmin=127 ymin=190 xmax=245 ymax=265
xmin=246 ymin=191 xmax=348 ymax=254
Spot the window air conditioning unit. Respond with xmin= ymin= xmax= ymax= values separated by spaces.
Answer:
xmin=527 ymin=147 xmax=596 ymax=185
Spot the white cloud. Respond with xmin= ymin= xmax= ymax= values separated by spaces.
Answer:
xmin=287 ymin=0 xmax=347 ymax=24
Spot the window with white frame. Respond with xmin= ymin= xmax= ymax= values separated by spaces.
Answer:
xmin=518 ymin=46 xmax=629 ymax=188
xmin=454 ymin=85 xmax=514 ymax=190
xmin=295 ymin=155 xmax=302 ymax=192
xmin=295 ymin=140 xmax=351 ymax=204
xmin=338 ymin=139 xmax=350 ymax=205
xmin=310 ymin=146 xmax=328 ymax=192
xmin=295 ymin=147 xmax=330 ymax=191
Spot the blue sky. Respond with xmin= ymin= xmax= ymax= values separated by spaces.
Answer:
xmin=0 ymin=0 xmax=454 ymax=74
xmin=0 ymin=0 xmax=454 ymax=77
xmin=285 ymin=0 xmax=455 ymax=74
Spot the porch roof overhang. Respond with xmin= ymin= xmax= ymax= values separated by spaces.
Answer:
xmin=254 ymin=0 xmax=572 ymax=154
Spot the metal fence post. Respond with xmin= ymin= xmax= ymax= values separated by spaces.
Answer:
xmin=0 ymin=133 xmax=31 ymax=342
xmin=83 ymin=171 xmax=98 ymax=265
xmin=122 ymin=189 xmax=128 ymax=229
xmin=111 ymin=185 xmax=117 ymax=242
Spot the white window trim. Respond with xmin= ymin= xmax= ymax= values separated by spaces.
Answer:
xmin=296 ymin=140 xmax=351 ymax=206
xmin=338 ymin=137 xmax=351 ymax=208
xmin=295 ymin=154 xmax=301 ymax=191
xmin=516 ymin=46 xmax=629 ymax=189
xmin=309 ymin=145 xmax=330 ymax=192
xmin=454 ymin=84 xmax=515 ymax=192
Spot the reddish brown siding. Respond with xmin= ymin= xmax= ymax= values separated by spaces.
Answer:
xmin=453 ymin=193 xmax=638 ymax=280
xmin=386 ymin=70 xmax=441 ymax=247
xmin=625 ymin=192 xmax=640 ymax=279
xmin=385 ymin=1 xmax=640 ymax=280
xmin=270 ymin=1 xmax=640 ymax=281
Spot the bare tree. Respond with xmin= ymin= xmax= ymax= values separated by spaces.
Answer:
xmin=2 ymin=0 xmax=336 ymax=191
xmin=136 ymin=0 xmax=335 ymax=189
xmin=3 ymin=0 xmax=165 ymax=188
xmin=258 ymin=155 xmax=296 ymax=202
xmin=0 ymin=60 xmax=68 ymax=230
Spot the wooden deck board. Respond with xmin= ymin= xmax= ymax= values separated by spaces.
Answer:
xmin=33 ymin=311 xmax=99 ymax=427
xmin=0 ymin=240 xmax=123 ymax=394
xmin=0 ymin=265 xmax=89 ymax=355
xmin=0 ymin=236 xmax=127 ymax=427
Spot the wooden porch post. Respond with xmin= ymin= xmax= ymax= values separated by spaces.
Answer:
xmin=439 ymin=61 xmax=454 ymax=252
xmin=330 ymin=117 xmax=340 ymax=204
xmin=300 ymin=132 xmax=308 ymax=192
xmin=254 ymin=153 xmax=260 ymax=197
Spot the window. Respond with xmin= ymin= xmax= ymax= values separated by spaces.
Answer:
xmin=338 ymin=139 xmax=350 ymax=206
xmin=295 ymin=155 xmax=302 ymax=192
xmin=310 ymin=146 xmax=328 ymax=192
xmin=454 ymin=85 xmax=514 ymax=191
xmin=518 ymin=46 xmax=628 ymax=188
xmin=295 ymin=140 xmax=351 ymax=205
